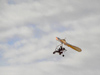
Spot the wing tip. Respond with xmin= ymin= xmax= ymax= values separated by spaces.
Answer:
xmin=77 ymin=49 xmax=82 ymax=52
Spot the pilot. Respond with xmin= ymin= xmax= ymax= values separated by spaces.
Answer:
xmin=58 ymin=46 xmax=65 ymax=55
xmin=53 ymin=45 xmax=66 ymax=57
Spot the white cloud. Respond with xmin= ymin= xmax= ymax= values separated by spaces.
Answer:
xmin=0 ymin=26 xmax=33 ymax=42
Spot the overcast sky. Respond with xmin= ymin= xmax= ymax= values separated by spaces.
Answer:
xmin=0 ymin=0 xmax=100 ymax=75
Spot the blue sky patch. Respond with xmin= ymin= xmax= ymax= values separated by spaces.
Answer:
xmin=8 ymin=0 xmax=16 ymax=4
xmin=7 ymin=37 xmax=21 ymax=45
xmin=52 ymin=25 xmax=74 ymax=32
xmin=28 ymin=24 xmax=46 ymax=38
xmin=0 ymin=51 xmax=9 ymax=66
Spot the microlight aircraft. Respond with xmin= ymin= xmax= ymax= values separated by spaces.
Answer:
xmin=53 ymin=37 xmax=82 ymax=57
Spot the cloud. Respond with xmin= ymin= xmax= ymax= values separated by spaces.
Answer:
xmin=0 ymin=0 xmax=100 ymax=75
xmin=0 ymin=26 xmax=33 ymax=42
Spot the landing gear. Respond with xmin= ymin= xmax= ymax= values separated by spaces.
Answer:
xmin=59 ymin=52 xmax=63 ymax=55
xmin=53 ymin=51 xmax=65 ymax=57
xmin=53 ymin=52 xmax=55 ymax=54
xmin=62 ymin=55 xmax=64 ymax=57
xmin=53 ymin=44 xmax=67 ymax=57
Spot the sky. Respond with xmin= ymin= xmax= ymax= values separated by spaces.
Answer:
xmin=0 ymin=0 xmax=100 ymax=75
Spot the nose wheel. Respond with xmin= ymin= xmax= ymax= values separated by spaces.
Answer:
xmin=62 ymin=55 xmax=64 ymax=57
xmin=53 ymin=51 xmax=56 ymax=54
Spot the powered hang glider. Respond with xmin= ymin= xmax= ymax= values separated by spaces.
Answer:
xmin=53 ymin=37 xmax=82 ymax=57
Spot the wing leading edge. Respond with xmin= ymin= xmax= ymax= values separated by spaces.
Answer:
xmin=64 ymin=42 xmax=82 ymax=52
xmin=56 ymin=37 xmax=82 ymax=52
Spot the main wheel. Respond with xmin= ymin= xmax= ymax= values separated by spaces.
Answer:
xmin=62 ymin=55 xmax=64 ymax=57
xmin=53 ymin=52 xmax=55 ymax=54
xmin=59 ymin=52 xmax=63 ymax=55
xmin=62 ymin=48 xmax=65 ymax=50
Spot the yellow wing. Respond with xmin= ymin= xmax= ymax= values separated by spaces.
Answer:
xmin=64 ymin=42 xmax=82 ymax=52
